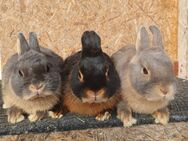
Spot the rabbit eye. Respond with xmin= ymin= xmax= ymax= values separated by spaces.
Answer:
xmin=46 ymin=65 xmax=50 ymax=73
xmin=105 ymin=67 xmax=109 ymax=77
xmin=78 ymin=70 xmax=84 ymax=82
xmin=142 ymin=67 xmax=148 ymax=75
xmin=18 ymin=70 xmax=24 ymax=77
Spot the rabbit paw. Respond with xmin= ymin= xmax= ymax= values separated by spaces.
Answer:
xmin=3 ymin=104 xmax=9 ymax=109
xmin=95 ymin=111 xmax=111 ymax=121
xmin=152 ymin=111 xmax=169 ymax=125
xmin=7 ymin=107 xmax=25 ymax=124
xmin=117 ymin=111 xmax=137 ymax=127
xmin=117 ymin=101 xmax=136 ymax=127
xmin=48 ymin=111 xmax=63 ymax=119
xmin=28 ymin=111 xmax=46 ymax=122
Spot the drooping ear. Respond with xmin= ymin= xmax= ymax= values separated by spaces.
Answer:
xmin=29 ymin=32 xmax=40 ymax=52
xmin=135 ymin=26 xmax=149 ymax=52
xmin=81 ymin=31 xmax=102 ymax=57
xmin=149 ymin=25 xmax=164 ymax=49
xmin=17 ymin=33 xmax=30 ymax=56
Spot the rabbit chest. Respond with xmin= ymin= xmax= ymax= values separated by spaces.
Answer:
xmin=3 ymin=82 xmax=59 ymax=114
xmin=124 ymin=90 xmax=169 ymax=114
xmin=62 ymin=86 xmax=120 ymax=116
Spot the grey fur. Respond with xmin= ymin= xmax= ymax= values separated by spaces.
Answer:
xmin=136 ymin=26 xmax=149 ymax=52
xmin=17 ymin=33 xmax=30 ymax=55
xmin=2 ymin=32 xmax=63 ymax=122
xmin=112 ymin=25 xmax=176 ymax=111
xmin=29 ymin=32 xmax=40 ymax=52
xmin=149 ymin=25 xmax=164 ymax=49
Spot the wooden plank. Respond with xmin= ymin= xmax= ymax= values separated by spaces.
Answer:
xmin=0 ymin=122 xmax=188 ymax=141
xmin=178 ymin=0 xmax=188 ymax=79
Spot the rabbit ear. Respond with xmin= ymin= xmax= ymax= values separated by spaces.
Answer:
xmin=136 ymin=26 xmax=149 ymax=52
xmin=149 ymin=25 xmax=164 ymax=49
xmin=29 ymin=32 xmax=40 ymax=52
xmin=17 ymin=33 xmax=30 ymax=55
xmin=81 ymin=31 xmax=102 ymax=57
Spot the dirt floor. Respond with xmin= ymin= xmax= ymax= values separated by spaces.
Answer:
xmin=0 ymin=122 xmax=187 ymax=141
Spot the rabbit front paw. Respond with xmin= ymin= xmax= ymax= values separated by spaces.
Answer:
xmin=48 ymin=111 xmax=63 ymax=119
xmin=117 ymin=101 xmax=136 ymax=127
xmin=3 ymin=104 xmax=10 ymax=109
xmin=117 ymin=111 xmax=137 ymax=127
xmin=152 ymin=107 xmax=169 ymax=125
xmin=7 ymin=107 xmax=25 ymax=124
xmin=28 ymin=111 xmax=46 ymax=122
xmin=95 ymin=111 xmax=111 ymax=121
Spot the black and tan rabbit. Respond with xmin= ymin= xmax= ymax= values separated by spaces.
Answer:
xmin=2 ymin=32 xmax=63 ymax=123
xmin=112 ymin=25 xmax=176 ymax=127
xmin=51 ymin=31 xmax=121 ymax=120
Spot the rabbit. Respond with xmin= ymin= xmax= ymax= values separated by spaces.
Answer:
xmin=112 ymin=25 xmax=176 ymax=127
xmin=50 ymin=31 xmax=121 ymax=121
xmin=2 ymin=32 xmax=63 ymax=123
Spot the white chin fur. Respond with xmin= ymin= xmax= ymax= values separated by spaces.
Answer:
xmin=81 ymin=98 xmax=108 ymax=103
xmin=145 ymin=92 xmax=174 ymax=102
xmin=22 ymin=91 xmax=54 ymax=100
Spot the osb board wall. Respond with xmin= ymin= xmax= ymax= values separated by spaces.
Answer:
xmin=1 ymin=0 xmax=177 ymax=68
xmin=178 ymin=0 xmax=188 ymax=79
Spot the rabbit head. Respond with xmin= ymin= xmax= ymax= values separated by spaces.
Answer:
xmin=128 ymin=26 xmax=176 ymax=101
xmin=70 ymin=31 xmax=120 ymax=103
xmin=10 ymin=32 xmax=61 ymax=100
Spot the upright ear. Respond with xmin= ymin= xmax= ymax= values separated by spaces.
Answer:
xmin=136 ymin=26 xmax=149 ymax=52
xmin=149 ymin=25 xmax=164 ymax=49
xmin=17 ymin=33 xmax=30 ymax=56
xmin=81 ymin=31 xmax=102 ymax=57
xmin=29 ymin=32 xmax=40 ymax=52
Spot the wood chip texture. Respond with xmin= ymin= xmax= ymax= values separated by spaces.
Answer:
xmin=1 ymin=0 xmax=177 ymax=67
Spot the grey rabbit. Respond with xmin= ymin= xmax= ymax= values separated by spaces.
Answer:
xmin=2 ymin=32 xmax=63 ymax=123
xmin=112 ymin=25 xmax=176 ymax=127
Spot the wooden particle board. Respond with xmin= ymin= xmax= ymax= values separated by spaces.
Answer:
xmin=1 ymin=0 xmax=178 ymax=68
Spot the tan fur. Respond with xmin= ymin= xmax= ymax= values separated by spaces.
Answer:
xmin=62 ymin=83 xmax=120 ymax=116
xmin=29 ymin=83 xmax=45 ymax=93
xmin=82 ymin=88 xmax=108 ymax=103
xmin=121 ymin=79 xmax=169 ymax=114
xmin=2 ymin=78 xmax=59 ymax=114
xmin=78 ymin=70 xmax=84 ymax=82
xmin=95 ymin=111 xmax=111 ymax=121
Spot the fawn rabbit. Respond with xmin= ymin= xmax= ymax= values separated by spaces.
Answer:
xmin=112 ymin=25 xmax=176 ymax=127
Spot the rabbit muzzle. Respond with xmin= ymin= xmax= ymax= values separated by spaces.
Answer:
xmin=28 ymin=83 xmax=45 ymax=96
xmin=81 ymin=88 xmax=108 ymax=103
xmin=144 ymin=83 xmax=175 ymax=101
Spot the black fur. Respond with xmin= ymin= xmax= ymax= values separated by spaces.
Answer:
xmin=62 ymin=31 xmax=120 ymax=100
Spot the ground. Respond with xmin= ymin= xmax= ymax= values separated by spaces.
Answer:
xmin=0 ymin=122 xmax=188 ymax=141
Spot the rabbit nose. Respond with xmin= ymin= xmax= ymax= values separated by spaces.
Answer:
xmin=30 ymin=83 xmax=44 ymax=91
xmin=35 ymin=83 xmax=44 ymax=90
xmin=160 ymin=88 xmax=168 ymax=95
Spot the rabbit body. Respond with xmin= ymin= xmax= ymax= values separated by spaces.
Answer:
xmin=57 ymin=31 xmax=121 ymax=120
xmin=2 ymin=33 xmax=63 ymax=123
xmin=61 ymin=52 xmax=120 ymax=116
xmin=112 ymin=26 xmax=176 ymax=126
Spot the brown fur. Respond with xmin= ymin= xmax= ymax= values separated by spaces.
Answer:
xmin=62 ymin=82 xmax=121 ymax=116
